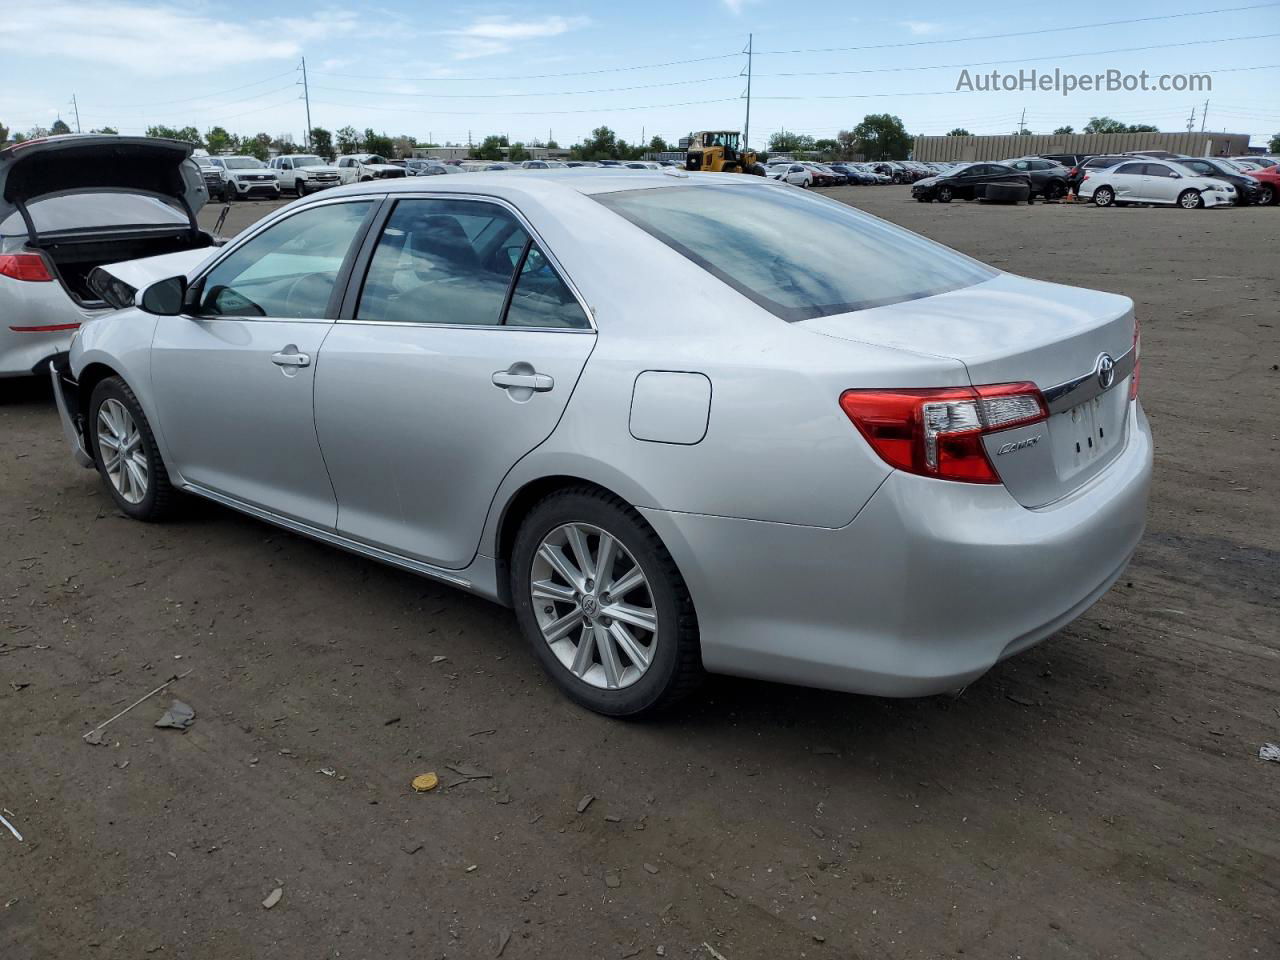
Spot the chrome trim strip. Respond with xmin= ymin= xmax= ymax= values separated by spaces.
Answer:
xmin=183 ymin=482 xmax=473 ymax=589
xmin=338 ymin=319 xmax=596 ymax=334
xmin=1042 ymin=345 xmax=1135 ymax=415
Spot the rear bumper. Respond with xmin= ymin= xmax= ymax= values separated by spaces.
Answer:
xmin=50 ymin=358 xmax=93 ymax=468
xmin=641 ymin=401 xmax=1153 ymax=698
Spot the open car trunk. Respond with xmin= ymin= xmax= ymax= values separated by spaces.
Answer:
xmin=0 ymin=135 xmax=213 ymax=306
xmin=46 ymin=229 xmax=213 ymax=306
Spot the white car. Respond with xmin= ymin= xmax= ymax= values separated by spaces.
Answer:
xmin=201 ymin=156 xmax=281 ymax=202
xmin=268 ymin=154 xmax=342 ymax=196
xmin=766 ymin=163 xmax=814 ymax=188
xmin=522 ymin=160 xmax=569 ymax=170
xmin=0 ymin=135 xmax=214 ymax=378
xmin=335 ymin=154 xmax=407 ymax=184
xmin=1078 ymin=158 xmax=1235 ymax=209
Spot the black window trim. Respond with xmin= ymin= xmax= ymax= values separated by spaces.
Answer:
xmin=335 ymin=192 xmax=596 ymax=333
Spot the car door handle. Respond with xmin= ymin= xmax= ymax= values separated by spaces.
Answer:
xmin=492 ymin=370 xmax=554 ymax=392
xmin=271 ymin=350 xmax=311 ymax=368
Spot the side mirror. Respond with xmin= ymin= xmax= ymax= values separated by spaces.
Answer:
xmin=1170 ymin=172 xmax=1182 ymax=179
xmin=138 ymin=275 xmax=188 ymax=316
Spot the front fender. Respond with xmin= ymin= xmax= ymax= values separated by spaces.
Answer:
xmin=69 ymin=309 xmax=179 ymax=478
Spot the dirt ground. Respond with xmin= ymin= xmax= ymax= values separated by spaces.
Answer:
xmin=2 ymin=187 xmax=1277 ymax=960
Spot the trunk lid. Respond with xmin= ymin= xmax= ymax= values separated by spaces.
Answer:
xmin=0 ymin=135 xmax=207 ymax=239
xmin=802 ymin=272 xmax=1137 ymax=507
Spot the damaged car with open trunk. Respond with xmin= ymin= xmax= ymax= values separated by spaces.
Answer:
xmin=0 ymin=134 xmax=219 ymax=377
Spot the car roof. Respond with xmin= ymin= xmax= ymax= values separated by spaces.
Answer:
xmin=303 ymin=168 xmax=773 ymax=202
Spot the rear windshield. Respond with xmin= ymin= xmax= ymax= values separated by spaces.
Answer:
xmin=595 ymin=182 xmax=995 ymax=322
xmin=0 ymin=192 xmax=188 ymax=236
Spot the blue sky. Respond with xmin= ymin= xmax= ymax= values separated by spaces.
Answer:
xmin=1 ymin=1 xmax=1277 ymax=148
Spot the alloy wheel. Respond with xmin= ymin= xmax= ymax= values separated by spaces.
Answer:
xmin=530 ymin=522 xmax=658 ymax=691
xmin=1179 ymin=189 xmax=1203 ymax=209
xmin=96 ymin=398 xmax=149 ymax=504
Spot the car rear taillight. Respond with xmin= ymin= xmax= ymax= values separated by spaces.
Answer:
xmin=839 ymin=382 xmax=1049 ymax=484
xmin=1129 ymin=317 xmax=1141 ymax=401
xmin=0 ymin=253 xmax=53 ymax=282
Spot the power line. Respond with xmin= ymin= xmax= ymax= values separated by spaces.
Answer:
xmin=309 ymin=74 xmax=739 ymax=99
xmin=82 ymin=69 xmax=299 ymax=110
xmin=312 ymin=52 xmax=742 ymax=84
xmin=755 ymin=39 xmax=1280 ymax=79
xmin=754 ymin=2 xmax=1280 ymax=54
xmin=307 ymin=96 xmax=742 ymax=117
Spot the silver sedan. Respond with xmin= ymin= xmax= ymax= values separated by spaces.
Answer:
xmin=52 ymin=171 xmax=1152 ymax=716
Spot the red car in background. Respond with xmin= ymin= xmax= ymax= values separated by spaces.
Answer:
xmin=1236 ymin=162 xmax=1279 ymax=205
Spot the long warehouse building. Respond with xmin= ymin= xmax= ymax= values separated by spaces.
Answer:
xmin=914 ymin=131 xmax=1251 ymax=162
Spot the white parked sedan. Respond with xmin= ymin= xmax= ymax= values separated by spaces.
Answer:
xmin=0 ymin=135 xmax=214 ymax=378
xmin=51 ymin=171 xmax=1151 ymax=717
xmin=1078 ymin=158 xmax=1235 ymax=208
xmin=766 ymin=162 xmax=814 ymax=187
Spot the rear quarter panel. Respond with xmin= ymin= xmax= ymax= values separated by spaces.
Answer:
xmin=477 ymin=187 xmax=970 ymax=552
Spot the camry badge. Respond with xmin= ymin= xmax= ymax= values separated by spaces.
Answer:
xmin=997 ymin=436 xmax=1041 ymax=456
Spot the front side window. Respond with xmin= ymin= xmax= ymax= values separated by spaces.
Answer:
xmin=1146 ymin=164 xmax=1174 ymax=178
xmin=197 ymin=201 xmax=374 ymax=318
xmin=596 ymin=182 xmax=996 ymax=322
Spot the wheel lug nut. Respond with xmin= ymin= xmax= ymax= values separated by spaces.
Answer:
xmin=543 ymin=605 xmax=554 ymax=615
xmin=585 ymin=579 xmax=594 ymax=590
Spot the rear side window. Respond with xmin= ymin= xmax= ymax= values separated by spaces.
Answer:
xmin=1114 ymin=163 xmax=1144 ymax=175
xmin=596 ymin=182 xmax=995 ymax=322
xmin=356 ymin=198 xmax=587 ymax=329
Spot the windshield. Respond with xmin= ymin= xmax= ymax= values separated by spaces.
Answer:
xmin=224 ymin=158 xmax=264 ymax=169
xmin=596 ymin=182 xmax=995 ymax=322
xmin=291 ymin=156 xmax=324 ymax=167
xmin=0 ymin=191 xmax=187 ymax=236
xmin=365 ymin=156 xmax=387 ymax=164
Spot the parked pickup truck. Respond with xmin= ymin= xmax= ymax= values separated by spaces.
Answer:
xmin=335 ymin=154 xmax=407 ymax=184
xmin=268 ymin=154 xmax=342 ymax=196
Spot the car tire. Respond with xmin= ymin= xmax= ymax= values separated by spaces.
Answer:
xmin=87 ymin=376 xmax=176 ymax=523
xmin=1258 ymin=184 xmax=1276 ymax=205
xmin=1178 ymin=189 xmax=1205 ymax=210
xmin=1043 ymin=180 xmax=1066 ymax=201
xmin=936 ymin=186 xmax=953 ymax=203
xmin=1093 ymin=186 xmax=1115 ymax=207
xmin=295 ymin=179 xmax=308 ymax=196
xmin=510 ymin=486 xmax=702 ymax=717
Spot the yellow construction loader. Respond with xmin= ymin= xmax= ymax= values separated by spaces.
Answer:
xmin=684 ymin=131 xmax=761 ymax=174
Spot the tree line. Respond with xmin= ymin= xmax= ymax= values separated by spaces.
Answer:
xmin=4 ymin=117 xmax=1277 ymax=160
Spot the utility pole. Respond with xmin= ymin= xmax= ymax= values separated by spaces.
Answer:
xmin=1018 ymin=107 xmax=1026 ymax=136
xmin=70 ymin=95 xmax=81 ymax=133
xmin=1200 ymin=100 xmax=1209 ymax=132
xmin=299 ymin=57 xmax=313 ymax=150
xmin=743 ymin=33 xmax=753 ymax=151
xmin=1186 ymin=106 xmax=1196 ymax=132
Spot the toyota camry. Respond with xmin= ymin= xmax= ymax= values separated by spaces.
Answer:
xmin=51 ymin=170 xmax=1152 ymax=717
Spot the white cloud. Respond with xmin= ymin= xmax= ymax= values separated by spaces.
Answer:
xmin=441 ymin=15 xmax=589 ymax=60
xmin=722 ymin=0 xmax=747 ymax=12
xmin=900 ymin=20 xmax=944 ymax=35
xmin=0 ymin=1 xmax=365 ymax=75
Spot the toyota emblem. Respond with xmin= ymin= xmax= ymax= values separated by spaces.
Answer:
xmin=1096 ymin=353 xmax=1116 ymax=390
